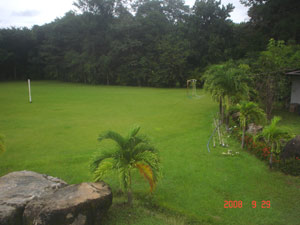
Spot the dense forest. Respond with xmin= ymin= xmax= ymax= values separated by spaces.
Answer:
xmin=0 ymin=0 xmax=299 ymax=87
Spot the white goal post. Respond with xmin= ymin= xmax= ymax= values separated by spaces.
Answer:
xmin=28 ymin=79 xmax=32 ymax=103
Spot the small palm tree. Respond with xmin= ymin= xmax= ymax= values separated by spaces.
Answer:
xmin=235 ymin=101 xmax=266 ymax=149
xmin=260 ymin=116 xmax=291 ymax=168
xmin=91 ymin=126 xmax=161 ymax=205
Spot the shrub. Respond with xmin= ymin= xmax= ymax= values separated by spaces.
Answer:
xmin=232 ymin=128 xmax=299 ymax=176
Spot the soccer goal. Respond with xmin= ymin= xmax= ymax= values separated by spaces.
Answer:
xmin=187 ymin=79 xmax=197 ymax=97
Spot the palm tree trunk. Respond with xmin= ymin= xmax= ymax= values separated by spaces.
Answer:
xmin=127 ymin=171 xmax=133 ymax=205
xmin=269 ymin=152 xmax=273 ymax=169
xmin=221 ymin=97 xmax=224 ymax=124
xmin=219 ymin=96 xmax=222 ymax=119
xmin=127 ymin=190 xmax=133 ymax=206
xmin=241 ymin=125 xmax=246 ymax=149
xmin=224 ymin=96 xmax=229 ymax=129
xmin=269 ymin=144 xmax=274 ymax=169
xmin=225 ymin=115 xmax=229 ymax=130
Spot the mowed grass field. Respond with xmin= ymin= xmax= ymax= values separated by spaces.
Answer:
xmin=0 ymin=81 xmax=299 ymax=225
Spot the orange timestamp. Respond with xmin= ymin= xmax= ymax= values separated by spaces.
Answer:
xmin=224 ymin=200 xmax=271 ymax=208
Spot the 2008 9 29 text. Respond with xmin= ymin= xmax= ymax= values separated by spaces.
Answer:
xmin=224 ymin=200 xmax=271 ymax=208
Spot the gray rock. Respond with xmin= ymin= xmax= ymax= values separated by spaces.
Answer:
xmin=0 ymin=170 xmax=67 ymax=225
xmin=23 ymin=182 xmax=112 ymax=225
xmin=281 ymin=135 xmax=300 ymax=160
xmin=247 ymin=123 xmax=263 ymax=135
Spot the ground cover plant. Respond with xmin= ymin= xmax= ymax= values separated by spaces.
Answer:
xmin=0 ymin=81 xmax=299 ymax=225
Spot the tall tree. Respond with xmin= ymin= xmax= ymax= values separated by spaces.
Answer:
xmin=187 ymin=0 xmax=235 ymax=69
xmin=241 ymin=0 xmax=300 ymax=43
xmin=203 ymin=61 xmax=251 ymax=126
xmin=252 ymin=39 xmax=300 ymax=119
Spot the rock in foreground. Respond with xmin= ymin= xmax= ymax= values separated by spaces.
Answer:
xmin=0 ymin=171 xmax=112 ymax=225
xmin=0 ymin=170 xmax=67 ymax=225
xmin=23 ymin=182 xmax=112 ymax=225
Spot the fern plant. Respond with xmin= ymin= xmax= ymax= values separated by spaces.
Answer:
xmin=91 ymin=126 xmax=161 ymax=205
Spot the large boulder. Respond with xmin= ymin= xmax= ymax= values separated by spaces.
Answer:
xmin=23 ymin=182 xmax=112 ymax=225
xmin=281 ymin=135 xmax=300 ymax=160
xmin=0 ymin=171 xmax=112 ymax=225
xmin=0 ymin=170 xmax=67 ymax=225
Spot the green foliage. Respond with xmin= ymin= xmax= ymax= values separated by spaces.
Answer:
xmin=241 ymin=0 xmax=300 ymax=43
xmin=258 ymin=116 xmax=292 ymax=168
xmin=203 ymin=60 xmax=251 ymax=126
xmin=188 ymin=0 xmax=235 ymax=67
xmin=252 ymin=39 xmax=300 ymax=118
xmin=91 ymin=125 xmax=161 ymax=202
xmin=260 ymin=116 xmax=291 ymax=153
xmin=0 ymin=0 xmax=249 ymax=86
xmin=204 ymin=61 xmax=251 ymax=102
xmin=235 ymin=101 xmax=266 ymax=128
xmin=233 ymin=101 xmax=266 ymax=148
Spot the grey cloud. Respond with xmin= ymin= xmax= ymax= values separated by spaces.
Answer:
xmin=12 ymin=10 xmax=39 ymax=17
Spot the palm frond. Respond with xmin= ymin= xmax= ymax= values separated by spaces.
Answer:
xmin=134 ymin=151 xmax=161 ymax=182
xmin=237 ymin=101 xmax=266 ymax=126
xmin=93 ymin=158 xmax=118 ymax=182
xmin=128 ymin=125 xmax=141 ymax=138
xmin=98 ymin=130 xmax=125 ymax=148
xmin=261 ymin=116 xmax=291 ymax=148
xmin=203 ymin=62 xmax=251 ymax=103
xmin=90 ymin=150 xmax=116 ymax=172
xmin=135 ymin=163 xmax=155 ymax=192
xmin=125 ymin=135 xmax=148 ymax=151
xmin=132 ymin=143 xmax=157 ymax=156
xmin=118 ymin=166 xmax=131 ymax=191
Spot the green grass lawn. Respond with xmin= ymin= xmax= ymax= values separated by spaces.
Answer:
xmin=0 ymin=81 xmax=299 ymax=225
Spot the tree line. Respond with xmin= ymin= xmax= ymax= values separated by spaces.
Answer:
xmin=0 ymin=0 xmax=299 ymax=87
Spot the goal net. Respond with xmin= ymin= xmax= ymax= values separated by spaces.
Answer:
xmin=187 ymin=79 xmax=197 ymax=97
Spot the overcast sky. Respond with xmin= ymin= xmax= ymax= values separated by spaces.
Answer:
xmin=0 ymin=0 xmax=249 ymax=28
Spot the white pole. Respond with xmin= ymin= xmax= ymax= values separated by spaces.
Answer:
xmin=28 ymin=79 xmax=32 ymax=103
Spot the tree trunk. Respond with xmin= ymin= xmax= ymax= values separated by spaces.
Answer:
xmin=225 ymin=114 xmax=229 ymax=130
xmin=269 ymin=152 xmax=273 ymax=169
xmin=127 ymin=171 xmax=132 ymax=205
xmin=219 ymin=96 xmax=222 ymax=116
xmin=241 ymin=125 xmax=246 ymax=149
xmin=224 ymin=96 xmax=229 ymax=129
xmin=220 ymin=97 xmax=224 ymax=124
xmin=127 ymin=190 xmax=132 ymax=206
xmin=265 ymin=77 xmax=274 ymax=120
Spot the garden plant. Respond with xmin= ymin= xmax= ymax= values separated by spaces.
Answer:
xmin=91 ymin=126 xmax=161 ymax=205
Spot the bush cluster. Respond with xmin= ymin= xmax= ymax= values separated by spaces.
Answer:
xmin=233 ymin=129 xmax=300 ymax=176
